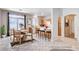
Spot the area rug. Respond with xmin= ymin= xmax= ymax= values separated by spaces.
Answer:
xmin=11 ymin=39 xmax=35 ymax=46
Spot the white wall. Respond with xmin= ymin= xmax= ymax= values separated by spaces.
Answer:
xmin=32 ymin=15 xmax=39 ymax=27
xmin=53 ymin=8 xmax=63 ymax=39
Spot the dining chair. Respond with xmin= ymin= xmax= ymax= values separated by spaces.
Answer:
xmin=13 ymin=30 xmax=24 ymax=44
xmin=46 ymin=30 xmax=51 ymax=41
xmin=35 ymin=28 xmax=40 ymax=38
xmin=25 ymin=27 xmax=33 ymax=40
xmin=10 ymin=29 xmax=14 ymax=41
xmin=39 ymin=30 xmax=46 ymax=39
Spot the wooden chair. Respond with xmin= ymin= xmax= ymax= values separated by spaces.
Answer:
xmin=46 ymin=30 xmax=51 ymax=41
xmin=10 ymin=29 xmax=14 ymax=41
xmin=13 ymin=30 xmax=24 ymax=44
xmin=35 ymin=28 xmax=40 ymax=37
xmin=25 ymin=27 xmax=33 ymax=40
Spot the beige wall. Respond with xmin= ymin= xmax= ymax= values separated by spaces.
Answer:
xmin=0 ymin=10 xmax=1 ymax=37
xmin=0 ymin=10 xmax=1 ymax=27
xmin=1 ymin=10 xmax=8 ymax=35
xmin=0 ymin=10 xmax=8 ymax=35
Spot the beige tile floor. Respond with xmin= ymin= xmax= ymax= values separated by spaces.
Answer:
xmin=0 ymin=35 xmax=79 ymax=51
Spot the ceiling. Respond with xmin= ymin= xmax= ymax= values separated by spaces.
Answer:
xmin=4 ymin=8 xmax=51 ymax=17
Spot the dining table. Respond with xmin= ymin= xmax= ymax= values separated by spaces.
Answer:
xmin=20 ymin=29 xmax=28 ymax=33
xmin=20 ymin=29 xmax=33 ymax=41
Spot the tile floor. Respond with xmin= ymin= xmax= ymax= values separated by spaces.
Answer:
xmin=0 ymin=35 xmax=79 ymax=51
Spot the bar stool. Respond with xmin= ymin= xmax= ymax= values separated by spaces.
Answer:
xmin=46 ymin=30 xmax=51 ymax=41
xmin=39 ymin=30 xmax=46 ymax=40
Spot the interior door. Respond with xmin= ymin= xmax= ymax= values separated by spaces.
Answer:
xmin=64 ymin=14 xmax=75 ymax=38
xmin=58 ymin=16 xmax=61 ymax=36
xmin=64 ymin=16 xmax=70 ymax=37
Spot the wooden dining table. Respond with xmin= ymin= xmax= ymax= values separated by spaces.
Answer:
xmin=20 ymin=29 xmax=28 ymax=33
xmin=11 ymin=29 xmax=33 ymax=46
xmin=20 ymin=29 xmax=33 ymax=41
xmin=20 ymin=29 xmax=28 ymax=40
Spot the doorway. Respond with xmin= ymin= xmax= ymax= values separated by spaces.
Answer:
xmin=64 ymin=14 xmax=75 ymax=38
xmin=58 ymin=16 xmax=61 ymax=36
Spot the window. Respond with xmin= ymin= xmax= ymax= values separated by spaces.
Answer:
xmin=9 ymin=14 xmax=24 ymax=34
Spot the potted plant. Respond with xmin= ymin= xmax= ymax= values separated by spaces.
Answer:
xmin=0 ymin=25 xmax=6 ymax=38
